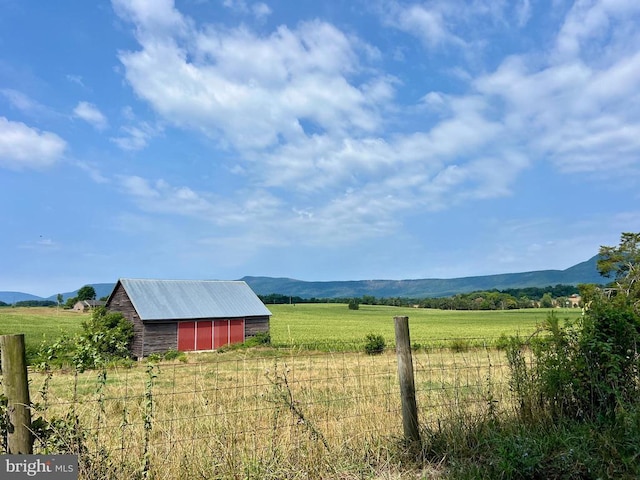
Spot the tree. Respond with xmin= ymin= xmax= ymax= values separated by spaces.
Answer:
xmin=540 ymin=293 xmax=553 ymax=308
xmin=597 ymin=232 xmax=640 ymax=300
xmin=348 ymin=298 xmax=360 ymax=310
xmin=77 ymin=285 xmax=96 ymax=302
xmin=56 ymin=293 xmax=63 ymax=306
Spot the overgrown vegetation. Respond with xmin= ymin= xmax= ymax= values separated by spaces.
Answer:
xmin=425 ymin=232 xmax=640 ymax=478
xmin=36 ymin=306 xmax=134 ymax=370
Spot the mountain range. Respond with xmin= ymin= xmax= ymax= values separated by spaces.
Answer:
xmin=0 ymin=256 xmax=606 ymax=305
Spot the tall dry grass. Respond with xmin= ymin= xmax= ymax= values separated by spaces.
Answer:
xmin=25 ymin=346 xmax=512 ymax=479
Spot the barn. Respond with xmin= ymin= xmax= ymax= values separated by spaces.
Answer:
xmin=105 ymin=278 xmax=271 ymax=358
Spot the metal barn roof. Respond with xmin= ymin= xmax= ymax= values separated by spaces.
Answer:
xmin=117 ymin=278 xmax=271 ymax=321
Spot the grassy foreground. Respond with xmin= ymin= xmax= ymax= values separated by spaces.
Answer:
xmin=3 ymin=304 xmax=638 ymax=479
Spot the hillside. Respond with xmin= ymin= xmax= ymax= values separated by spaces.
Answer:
xmin=0 ymin=256 xmax=605 ymax=304
xmin=241 ymin=255 xmax=604 ymax=298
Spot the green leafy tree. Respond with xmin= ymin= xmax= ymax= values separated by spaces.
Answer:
xmin=77 ymin=285 xmax=96 ymax=301
xmin=348 ymin=298 xmax=360 ymax=310
xmin=56 ymin=293 xmax=63 ymax=306
xmin=598 ymin=232 xmax=640 ymax=301
xmin=540 ymin=293 xmax=553 ymax=308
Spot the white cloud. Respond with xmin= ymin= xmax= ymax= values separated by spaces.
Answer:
xmin=378 ymin=0 xmax=536 ymax=52
xmin=474 ymin=44 xmax=640 ymax=175
xmin=1 ymin=89 xmax=45 ymax=114
xmin=66 ymin=74 xmax=87 ymax=88
xmin=75 ymin=161 xmax=110 ymax=184
xmin=111 ymin=122 xmax=158 ymax=151
xmin=252 ymin=2 xmax=271 ymax=19
xmin=223 ymin=0 xmax=271 ymax=19
xmin=108 ymin=0 xmax=640 ymax=254
xmin=554 ymin=0 xmax=640 ymax=62
xmin=389 ymin=3 xmax=466 ymax=49
xmin=115 ymin=3 xmax=389 ymax=151
xmin=0 ymin=117 xmax=66 ymax=170
xmin=516 ymin=0 xmax=532 ymax=27
xmin=73 ymin=101 xmax=108 ymax=130
xmin=112 ymin=0 xmax=188 ymax=37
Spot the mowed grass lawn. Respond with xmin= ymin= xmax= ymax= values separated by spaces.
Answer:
xmin=0 ymin=304 xmax=583 ymax=356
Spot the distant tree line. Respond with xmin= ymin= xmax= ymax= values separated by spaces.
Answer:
xmin=259 ymin=284 xmax=585 ymax=310
xmin=14 ymin=300 xmax=57 ymax=307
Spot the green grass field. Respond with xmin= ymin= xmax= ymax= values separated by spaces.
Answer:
xmin=0 ymin=306 xmax=86 ymax=355
xmin=266 ymin=303 xmax=580 ymax=347
xmin=0 ymin=304 xmax=582 ymax=357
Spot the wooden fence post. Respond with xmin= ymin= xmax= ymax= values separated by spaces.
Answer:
xmin=0 ymin=334 xmax=33 ymax=454
xmin=394 ymin=316 xmax=421 ymax=448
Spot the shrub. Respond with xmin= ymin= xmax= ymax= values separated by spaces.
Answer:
xmin=348 ymin=298 xmax=360 ymax=310
xmin=449 ymin=338 xmax=471 ymax=352
xmin=506 ymin=293 xmax=640 ymax=422
xmin=37 ymin=307 xmax=134 ymax=371
xmin=363 ymin=333 xmax=385 ymax=355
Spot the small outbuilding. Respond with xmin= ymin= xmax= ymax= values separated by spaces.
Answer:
xmin=105 ymin=278 xmax=271 ymax=358
xmin=73 ymin=300 xmax=106 ymax=312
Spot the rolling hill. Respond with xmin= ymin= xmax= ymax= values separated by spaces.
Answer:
xmin=240 ymin=255 xmax=605 ymax=298
xmin=0 ymin=256 xmax=605 ymax=304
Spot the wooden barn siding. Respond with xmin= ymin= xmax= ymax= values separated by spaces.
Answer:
xmin=141 ymin=316 xmax=269 ymax=354
xmin=105 ymin=283 xmax=145 ymax=358
xmin=245 ymin=316 xmax=270 ymax=337
xmin=143 ymin=322 xmax=177 ymax=355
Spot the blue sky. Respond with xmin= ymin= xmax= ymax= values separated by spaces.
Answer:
xmin=1 ymin=0 xmax=639 ymax=297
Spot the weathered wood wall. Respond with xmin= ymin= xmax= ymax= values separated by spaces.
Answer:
xmin=106 ymin=282 xmax=145 ymax=358
xmin=143 ymin=322 xmax=178 ymax=355
xmin=245 ymin=316 xmax=270 ymax=337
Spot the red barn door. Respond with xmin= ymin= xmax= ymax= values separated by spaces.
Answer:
xmin=177 ymin=321 xmax=196 ymax=351
xmin=229 ymin=319 xmax=244 ymax=344
xmin=196 ymin=321 xmax=213 ymax=350
xmin=213 ymin=320 xmax=228 ymax=349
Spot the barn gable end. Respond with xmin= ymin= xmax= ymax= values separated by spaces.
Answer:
xmin=106 ymin=281 xmax=146 ymax=358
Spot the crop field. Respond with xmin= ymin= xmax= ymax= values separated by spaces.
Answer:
xmin=267 ymin=303 xmax=580 ymax=348
xmin=0 ymin=304 xmax=582 ymax=356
